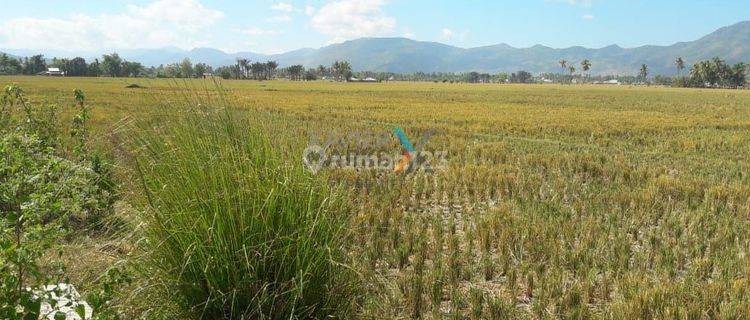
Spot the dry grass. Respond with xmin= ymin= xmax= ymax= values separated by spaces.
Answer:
xmin=5 ymin=76 xmax=750 ymax=319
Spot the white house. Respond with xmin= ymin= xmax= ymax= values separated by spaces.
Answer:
xmin=38 ymin=68 xmax=65 ymax=76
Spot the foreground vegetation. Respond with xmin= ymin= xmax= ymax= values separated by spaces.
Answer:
xmin=129 ymin=104 xmax=357 ymax=318
xmin=1 ymin=76 xmax=749 ymax=319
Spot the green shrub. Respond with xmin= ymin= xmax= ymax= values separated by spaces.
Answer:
xmin=0 ymin=132 xmax=113 ymax=319
xmin=0 ymin=84 xmax=117 ymax=319
xmin=130 ymin=106 xmax=358 ymax=319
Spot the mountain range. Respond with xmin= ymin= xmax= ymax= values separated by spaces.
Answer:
xmin=3 ymin=21 xmax=750 ymax=76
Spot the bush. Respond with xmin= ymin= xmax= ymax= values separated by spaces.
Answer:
xmin=0 ymin=132 xmax=118 ymax=319
xmin=0 ymin=84 xmax=117 ymax=319
xmin=130 ymin=106 xmax=358 ymax=319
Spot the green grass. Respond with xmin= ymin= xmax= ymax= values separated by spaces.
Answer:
xmin=127 ymin=101 xmax=358 ymax=319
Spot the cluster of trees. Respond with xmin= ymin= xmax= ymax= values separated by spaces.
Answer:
xmin=394 ymin=72 xmax=504 ymax=83
xmin=676 ymin=57 xmax=746 ymax=88
xmin=466 ymin=72 xmax=493 ymax=83
xmin=330 ymin=60 xmax=353 ymax=80
xmin=509 ymin=71 xmax=533 ymax=83
xmin=0 ymin=53 xmax=144 ymax=77
xmin=0 ymin=54 xmax=49 ymax=75
xmin=211 ymin=59 xmax=353 ymax=82
xmin=554 ymin=57 xmax=747 ymax=88
xmin=228 ymin=59 xmax=278 ymax=80
xmin=460 ymin=71 xmax=529 ymax=84
xmin=150 ymin=58 xmax=213 ymax=78
xmin=285 ymin=65 xmax=305 ymax=81
xmin=557 ymin=59 xmax=592 ymax=82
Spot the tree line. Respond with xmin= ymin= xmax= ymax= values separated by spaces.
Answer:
xmin=554 ymin=57 xmax=747 ymax=88
xmin=0 ymin=53 xmax=145 ymax=77
xmin=1 ymin=51 xmax=746 ymax=88
xmin=675 ymin=57 xmax=746 ymax=88
xmin=0 ymin=52 xmax=357 ymax=82
xmin=213 ymin=59 xmax=353 ymax=81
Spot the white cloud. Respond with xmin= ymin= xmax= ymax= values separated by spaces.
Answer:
xmin=241 ymin=27 xmax=281 ymax=36
xmin=582 ymin=14 xmax=595 ymax=20
xmin=271 ymin=2 xmax=295 ymax=12
xmin=441 ymin=28 xmax=454 ymax=40
xmin=267 ymin=14 xmax=292 ymax=22
xmin=440 ymin=28 xmax=468 ymax=42
xmin=310 ymin=0 xmax=396 ymax=43
xmin=0 ymin=0 xmax=224 ymax=50
xmin=305 ymin=5 xmax=316 ymax=16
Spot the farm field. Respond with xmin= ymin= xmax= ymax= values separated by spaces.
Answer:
xmin=3 ymin=76 xmax=750 ymax=319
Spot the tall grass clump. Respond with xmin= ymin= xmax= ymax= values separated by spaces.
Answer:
xmin=129 ymin=102 xmax=357 ymax=319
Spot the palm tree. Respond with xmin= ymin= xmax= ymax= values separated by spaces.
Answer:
xmin=639 ymin=64 xmax=649 ymax=84
xmin=236 ymin=58 xmax=250 ymax=79
xmin=581 ymin=59 xmax=591 ymax=83
xmin=559 ymin=59 xmax=568 ymax=83
xmin=568 ymin=66 xmax=576 ymax=83
xmin=266 ymin=61 xmax=278 ymax=80
xmin=676 ymin=57 xmax=685 ymax=77
xmin=235 ymin=58 xmax=243 ymax=79
xmin=288 ymin=65 xmax=304 ymax=80
xmin=250 ymin=62 xmax=267 ymax=80
xmin=317 ymin=65 xmax=327 ymax=78
xmin=339 ymin=61 xmax=352 ymax=80
xmin=331 ymin=60 xmax=352 ymax=81
xmin=690 ymin=61 xmax=711 ymax=87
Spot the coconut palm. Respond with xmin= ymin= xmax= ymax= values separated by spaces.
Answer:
xmin=559 ymin=59 xmax=568 ymax=83
xmin=236 ymin=58 xmax=250 ymax=79
xmin=676 ymin=57 xmax=685 ymax=77
xmin=568 ymin=66 xmax=576 ymax=83
xmin=250 ymin=62 xmax=267 ymax=80
xmin=639 ymin=64 xmax=649 ymax=83
xmin=288 ymin=65 xmax=304 ymax=81
xmin=581 ymin=59 xmax=592 ymax=83
xmin=331 ymin=60 xmax=352 ymax=81
xmin=266 ymin=61 xmax=278 ymax=80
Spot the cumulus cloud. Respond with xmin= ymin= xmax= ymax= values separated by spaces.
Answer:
xmin=0 ymin=0 xmax=223 ymax=50
xmin=310 ymin=0 xmax=396 ymax=43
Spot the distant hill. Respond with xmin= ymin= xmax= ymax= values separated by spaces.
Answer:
xmin=279 ymin=21 xmax=750 ymax=76
xmin=3 ymin=21 xmax=750 ymax=75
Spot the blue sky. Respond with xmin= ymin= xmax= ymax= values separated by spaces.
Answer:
xmin=1 ymin=0 xmax=748 ymax=54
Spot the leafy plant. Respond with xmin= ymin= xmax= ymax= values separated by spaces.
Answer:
xmin=0 ymin=133 xmax=69 ymax=319
xmin=0 ymin=85 xmax=117 ymax=319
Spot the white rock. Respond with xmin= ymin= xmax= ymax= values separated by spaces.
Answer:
xmin=30 ymin=284 xmax=93 ymax=320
